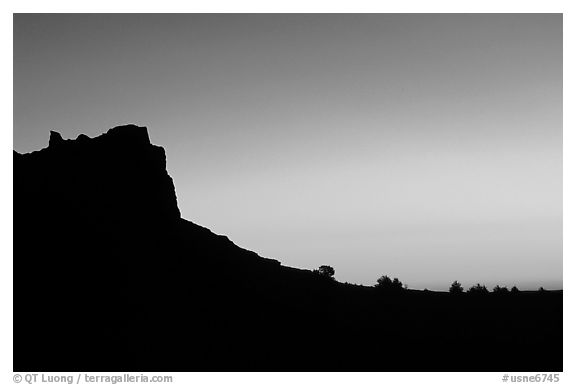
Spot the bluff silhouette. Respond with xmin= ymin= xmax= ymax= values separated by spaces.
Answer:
xmin=13 ymin=125 xmax=562 ymax=372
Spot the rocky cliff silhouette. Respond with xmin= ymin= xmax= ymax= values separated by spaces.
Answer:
xmin=13 ymin=125 xmax=562 ymax=372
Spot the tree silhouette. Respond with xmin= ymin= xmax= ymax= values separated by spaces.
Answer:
xmin=376 ymin=275 xmax=392 ymax=288
xmin=449 ymin=280 xmax=463 ymax=294
xmin=467 ymin=283 xmax=489 ymax=295
xmin=510 ymin=286 xmax=519 ymax=294
xmin=313 ymin=265 xmax=335 ymax=280
xmin=492 ymin=285 xmax=509 ymax=295
xmin=375 ymin=275 xmax=404 ymax=292
xmin=392 ymin=278 xmax=403 ymax=291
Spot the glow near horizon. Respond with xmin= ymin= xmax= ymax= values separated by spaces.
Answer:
xmin=14 ymin=14 xmax=561 ymax=290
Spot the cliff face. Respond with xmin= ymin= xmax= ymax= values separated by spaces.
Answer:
xmin=15 ymin=125 xmax=181 ymax=228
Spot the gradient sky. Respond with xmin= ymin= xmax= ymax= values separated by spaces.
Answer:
xmin=14 ymin=14 xmax=562 ymax=290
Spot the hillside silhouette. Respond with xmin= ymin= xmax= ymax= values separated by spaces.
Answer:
xmin=13 ymin=125 xmax=562 ymax=372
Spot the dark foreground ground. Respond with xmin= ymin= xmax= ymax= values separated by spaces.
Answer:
xmin=14 ymin=125 xmax=562 ymax=372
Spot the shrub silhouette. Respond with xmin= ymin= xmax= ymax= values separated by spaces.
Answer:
xmin=467 ymin=283 xmax=489 ymax=295
xmin=313 ymin=265 xmax=335 ymax=280
xmin=492 ymin=285 xmax=509 ymax=295
xmin=376 ymin=275 xmax=392 ymax=288
xmin=510 ymin=286 xmax=520 ymax=294
xmin=375 ymin=275 xmax=404 ymax=292
xmin=449 ymin=280 xmax=463 ymax=294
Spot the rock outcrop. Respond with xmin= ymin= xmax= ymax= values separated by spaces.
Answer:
xmin=16 ymin=125 xmax=181 ymax=226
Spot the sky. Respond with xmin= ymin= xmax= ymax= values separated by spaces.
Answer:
xmin=13 ymin=14 xmax=562 ymax=290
